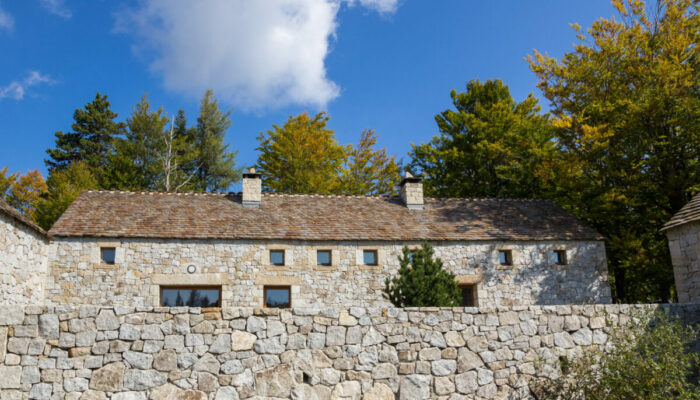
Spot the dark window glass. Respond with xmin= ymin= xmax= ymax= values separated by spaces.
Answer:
xmin=363 ymin=250 xmax=378 ymax=266
xmin=460 ymin=285 xmax=474 ymax=307
xmin=317 ymin=250 xmax=331 ymax=266
xmin=265 ymin=286 xmax=290 ymax=308
xmin=498 ymin=250 xmax=512 ymax=266
xmin=101 ymin=248 xmax=115 ymax=264
xmin=270 ymin=250 xmax=285 ymax=266
xmin=554 ymin=250 xmax=567 ymax=265
xmin=161 ymin=287 xmax=221 ymax=307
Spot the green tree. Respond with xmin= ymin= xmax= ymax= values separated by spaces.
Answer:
xmin=341 ymin=129 xmax=402 ymax=196
xmin=256 ymin=112 xmax=349 ymax=194
xmin=384 ymin=242 xmax=461 ymax=307
xmin=533 ymin=311 xmax=700 ymax=399
xmin=408 ymin=79 xmax=555 ymax=198
xmin=528 ymin=0 xmax=699 ymax=302
xmin=191 ymin=90 xmax=241 ymax=191
xmin=0 ymin=167 xmax=47 ymax=222
xmin=0 ymin=167 xmax=19 ymax=198
xmin=36 ymin=162 xmax=98 ymax=230
xmin=45 ymin=93 xmax=127 ymax=184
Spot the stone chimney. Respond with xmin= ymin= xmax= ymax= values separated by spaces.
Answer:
xmin=242 ymin=168 xmax=262 ymax=207
xmin=400 ymin=172 xmax=423 ymax=210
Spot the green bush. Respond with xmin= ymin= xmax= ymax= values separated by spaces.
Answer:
xmin=383 ymin=242 xmax=461 ymax=307
xmin=532 ymin=310 xmax=700 ymax=400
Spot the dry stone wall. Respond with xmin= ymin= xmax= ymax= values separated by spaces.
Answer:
xmin=0 ymin=304 xmax=697 ymax=400
xmin=0 ymin=212 xmax=48 ymax=304
xmin=45 ymin=238 xmax=611 ymax=308
xmin=666 ymin=222 xmax=700 ymax=303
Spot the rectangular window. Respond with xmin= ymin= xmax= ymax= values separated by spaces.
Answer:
xmin=498 ymin=250 xmax=512 ymax=266
xmin=459 ymin=284 xmax=475 ymax=307
xmin=554 ymin=250 xmax=567 ymax=265
xmin=160 ymin=286 xmax=221 ymax=307
xmin=101 ymin=247 xmax=116 ymax=265
xmin=317 ymin=250 xmax=332 ymax=266
xmin=363 ymin=250 xmax=378 ymax=266
xmin=269 ymin=250 xmax=285 ymax=266
xmin=264 ymin=286 xmax=291 ymax=308
xmin=408 ymin=250 xmax=418 ymax=264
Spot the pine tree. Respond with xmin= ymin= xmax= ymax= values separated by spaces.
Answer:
xmin=384 ymin=242 xmax=461 ymax=307
xmin=341 ymin=129 xmax=402 ymax=196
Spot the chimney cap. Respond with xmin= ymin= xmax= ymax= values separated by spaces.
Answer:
xmin=400 ymin=172 xmax=422 ymax=186
xmin=243 ymin=167 xmax=261 ymax=179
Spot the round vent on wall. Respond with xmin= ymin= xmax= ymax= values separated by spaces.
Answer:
xmin=187 ymin=265 xmax=196 ymax=274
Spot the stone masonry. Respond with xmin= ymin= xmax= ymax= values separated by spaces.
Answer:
xmin=1 ymin=304 xmax=696 ymax=400
xmin=666 ymin=222 xmax=700 ymax=303
xmin=0 ymin=210 xmax=48 ymax=305
xmin=44 ymin=238 xmax=611 ymax=308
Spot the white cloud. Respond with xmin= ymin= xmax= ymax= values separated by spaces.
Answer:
xmin=0 ymin=71 xmax=53 ymax=100
xmin=348 ymin=0 xmax=399 ymax=14
xmin=0 ymin=2 xmax=14 ymax=30
xmin=115 ymin=0 xmax=398 ymax=110
xmin=39 ymin=0 xmax=72 ymax=19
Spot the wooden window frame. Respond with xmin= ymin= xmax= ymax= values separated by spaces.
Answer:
xmin=498 ymin=250 xmax=513 ymax=266
xmin=363 ymin=250 xmax=378 ymax=266
xmin=554 ymin=250 xmax=568 ymax=266
xmin=458 ymin=284 xmax=476 ymax=307
xmin=159 ymin=285 xmax=222 ymax=308
xmin=269 ymin=250 xmax=285 ymax=266
xmin=100 ymin=247 xmax=116 ymax=265
xmin=263 ymin=285 xmax=292 ymax=308
xmin=316 ymin=250 xmax=332 ymax=266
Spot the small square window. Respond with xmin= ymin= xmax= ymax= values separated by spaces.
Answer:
xmin=264 ymin=286 xmax=291 ymax=308
xmin=554 ymin=250 xmax=567 ymax=265
xmin=317 ymin=250 xmax=331 ymax=266
xmin=459 ymin=284 xmax=476 ymax=307
xmin=270 ymin=250 xmax=285 ymax=266
xmin=101 ymin=247 xmax=115 ymax=265
xmin=363 ymin=250 xmax=378 ymax=266
xmin=408 ymin=250 xmax=418 ymax=264
xmin=498 ymin=250 xmax=512 ymax=266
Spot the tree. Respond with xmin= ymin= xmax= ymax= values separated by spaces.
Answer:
xmin=408 ymin=79 xmax=555 ymax=198
xmin=528 ymin=0 xmax=699 ymax=302
xmin=0 ymin=167 xmax=19 ymax=198
xmin=0 ymin=167 xmax=47 ymax=222
xmin=45 ymin=93 xmax=127 ymax=184
xmin=384 ymin=242 xmax=461 ymax=307
xmin=341 ymin=129 xmax=402 ymax=196
xmin=256 ymin=112 xmax=349 ymax=194
xmin=191 ymin=90 xmax=241 ymax=191
xmin=35 ymin=162 xmax=98 ymax=230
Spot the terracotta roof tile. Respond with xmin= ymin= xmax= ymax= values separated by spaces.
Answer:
xmin=48 ymin=190 xmax=603 ymax=241
xmin=661 ymin=193 xmax=700 ymax=232
xmin=0 ymin=199 xmax=47 ymax=236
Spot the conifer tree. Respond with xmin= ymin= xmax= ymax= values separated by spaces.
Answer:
xmin=341 ymin=129 xmax=401 ymax=196
xmin=384 ymin=242 xmax=461 ymax=307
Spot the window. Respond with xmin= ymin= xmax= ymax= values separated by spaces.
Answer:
xmin=264 ymin=286 xmax=291 ymax=308
xmin=408 ymin=250 xmax=418 ymax=264
xmin=160 ymin=286 xmax=221 ymax=307
xmin=498 ymin=250 xmax=512 ymax=266
xmin=317 ymin=250 xmax=331 ymax=266
xmin=363 ymin=250 xmax=378 ymax=266
xmin=459 ymin=284 xmax=475 ymax=307
xmin=554 ymin=250 xmax=568 ymax=265
xmin=269 ymin=250 xmax=285 ymax=266
xmin=101 ymin=247 xmax=116 ymax=265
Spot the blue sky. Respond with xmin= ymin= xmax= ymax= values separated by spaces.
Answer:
xmin=0 ymin=0 xmax=616 ymax=187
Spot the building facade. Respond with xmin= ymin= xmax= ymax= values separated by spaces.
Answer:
xmin=662 ymin=193 xmax=700 ymax=303
xmin=1 ymin=173 xmax=611 ymax=307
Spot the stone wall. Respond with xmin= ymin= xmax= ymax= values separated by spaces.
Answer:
xmin=0 ymin=211 xmax=48 ymax=305
xmin=0 ymin=304 xmax=697 ymax=400
xmin=45 ymin=238 xmax=611 ymax=308
xmin=666 ymin=222 xmax=700 ymax=303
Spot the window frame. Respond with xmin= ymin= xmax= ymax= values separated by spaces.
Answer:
xmin=316 ymin=250 xmax=332 ymax=266
xmin=269 ymin=250 xmax=286 ymax=266
xmin=159 ymin=285 xmax=222 ymax=308
xmin=263 ymin=285 xmax=292 ymax=308
xmin=459 ymin=284 xmax=476 ymax=307
xmin=554 ymin=250 xmax=568 ymax=266
xmin=498 ymin=250 xmax=513 ymax=266
xmin=100 ymin=247 xmax=116 ymax=265
xmin=363 ymin=249 xmax=378 ymax=266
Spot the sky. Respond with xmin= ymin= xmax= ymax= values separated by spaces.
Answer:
xmin=0 ymin=0 xmax=618 ymax=189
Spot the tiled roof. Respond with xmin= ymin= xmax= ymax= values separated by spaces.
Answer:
xmin=661 ymin=193 xmax=700 ymax=232
xmin=0 ymin=199 xmax=47 ymax=236
xmin=48 ymin=190 xmax=603 ymax=241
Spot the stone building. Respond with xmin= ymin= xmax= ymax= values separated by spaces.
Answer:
xmin=1 ymin=173 xmax=611 ymax=307
xmin=662 ymin=193 xmax=700 ymax=303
